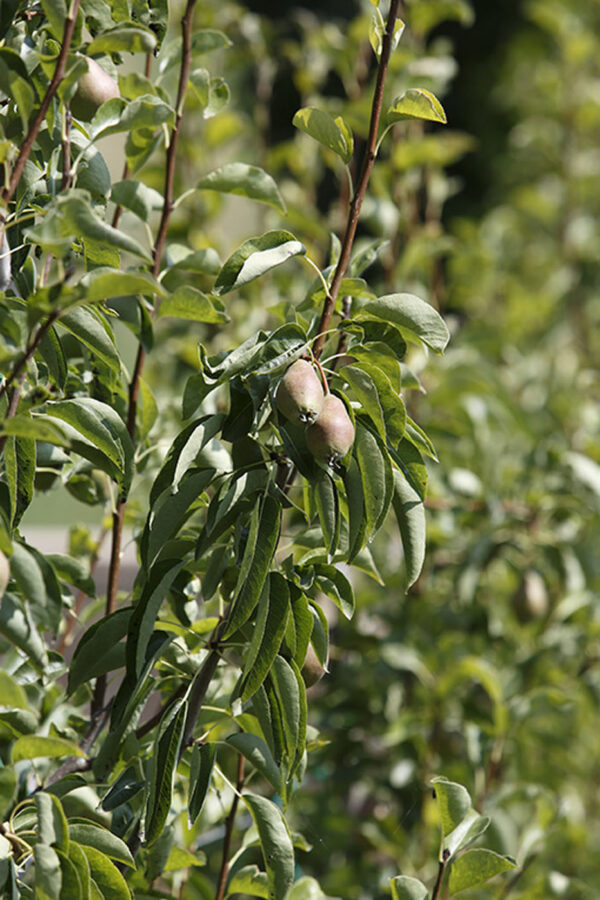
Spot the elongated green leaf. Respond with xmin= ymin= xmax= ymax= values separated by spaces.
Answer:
xmin=69 ymin=608 xmax=132 ymax=694
xmin=342 ymin=457 xmax=367 ymax=561
xmin=45 ymin=398 xmax=134 ymax=495
xmin=342 ymin=366 xmax=386 ymax=441
xmin=313 ymin=471 xmax=340 ymax=561
xmin=293 ymin=108 xmax=353 ymax=164
xmin=352 ymin=361 xmax=406 ymax=444
xmin=67 ymin=840 xmax=91 ymax=898
xmin=80 ymin=845 xmax=131 ymax=900
xmin=214 ymin=231 xmax=305 ymax=296
xmin=3 ymin=436 xmax=34 ymax=526
xmin=362 ymin=294 xmax=449 ymax=353
xmin=241 ymin=574 xmax=290 ymax=701
xmin=151 ymin=414 xmax=225 ymax=504
xmin=197 ymin=163 xmax=286 ymax=213
xmin=159 ymin=285 xmax=228 ymax=322
xmin=0 ymin=594 xmax=48 ymax=670
xmin=448 ymin=849 xmax=517 ymax=894
xmin=387 ymin=89 xmax=447 ymax=125
xmin=227 ymin=733 xmax=281 ymax=792
xmin=126 ymin=558 xmax=183 ymax=678
xmin=270 ymin=655 xmax=300 ymax=768
xmin=431 ymin=777 xmax=488 ymax=859
xmin=390 ymin=876 xmax=428 ymax=900
xmin=34 ymin=844 xmax=61 ymax=900
xmin=68 ymin=825 xmax=134 ymax=868
xmin=392 ymin=469 xmax=426 ymax=590
xmin=79 ymin=266 xmax=166 ymax=302
xmin=243 ymin=793 xmax=294 ymax=900
xmin=57 ymin=849 xmax=83 ymax=900
xmin=36 ymin=793 xmax=69 ymax=852
xmin=58 ymin=307 xmax=119 ymax=373
xmin=314 ymin=565 xmax=355 ymax=619
xmin=12 ymin=735 xmax=86 ymax=763
xmin=88 ymin=24 xmax=157 ymax=54
xmin=188 ymin=742 xmax=216 ymax=827
xmin=223 ymin=495 xmax=281 ymax=638
xmin=146 ymin=700 xmax=188 ymax=845
xmin=110 ymin=179 xmax=164 ymax=222
xmin=37 ymin=325 xmax=67 ymax=389
xmin=354 ymin=423 xmax=388 ymax=539
xmin=102 ymin=764 xmax=144 ymax=812
xmin=391 ymin=439 xmax=427 ymax=500
xmin=142 ymin=467 xmax=215 ymax=565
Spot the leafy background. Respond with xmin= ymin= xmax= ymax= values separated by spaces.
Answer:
xmin=1 ymin=0 xmax=599 ymax=898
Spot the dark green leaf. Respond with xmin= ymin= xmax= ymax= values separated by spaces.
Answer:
xmin=146 ymin=699 xmax=188 ymax=845
xmin=69 ymin=608 xmax=131 ymax=694
xmin=188 ymin=742 xmax=216 ymax=827
xmin=34 ymin=844 xmax=61 ymax=900
xmin=392 ymin=469 xmax=426 ymax=590
xmin=227 ymin=733 xmax=281 ymax=792
xmin=243 ymin=793 xmax=295 ymax=900
xmin=0 ymin=594 xmax=48 ymax=670
xmin=241 ymin=574 xmax=290 ymax=701
xmin=312 ymin=471 xmax=340 ymax=561
xmin=80 ymin=844 xmax=131 ymax=900
xmin=141 ymin=467 xmax=215 ymax=566
xmin=57 ymin=307 xmax=119 ymax=373
xmin=68 ymin=824 xmax=134 ymax=868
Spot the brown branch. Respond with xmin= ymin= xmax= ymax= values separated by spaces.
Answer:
xmin=215 ymin=752 xmax=245 ymax=900
xmin=94 ymin=0 xmax=199 ymax=717
xmin=432 ymin=850 xmax=450 ymax=900
xmin=312 ymin=0 xmax=400 ymax=360
xmin=0 ymin=0 xmax=82 ymax=208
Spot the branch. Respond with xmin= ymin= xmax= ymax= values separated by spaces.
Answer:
xmin=95 ymin=0 xmax=199 ymax=715
xmin=312 ymin=0 xmax=400 ymax=360
xmin=215 ymin=752 xmax=245 ymax=900
xmin=0 ymin=0 xmax=82 ymax=208
xmin=432 ymin=850 xmax=450 ymax=900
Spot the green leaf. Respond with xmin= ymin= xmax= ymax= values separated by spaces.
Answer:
xmin=227 ymin=865 xmax=269 ymax=898
xmin=67 ymin=842 xmax=91 ymax=899
xmin=314 ymin=565 xmax=355 ymax=619
xmin=11 ymin=735 xmax=86 ymax=763
xmin=165 ymin=844 xmax=206 ymax=871
xmin=101 ymin=764 xmax=145 ymax=812
xmin=45 ymin=398 xmax=134 ymax=495
xmin=390 ymin=876 xmax=428 ymax=900
xmin=342 ymin=366 xmax=386 ymax=442
xmin=3 ymin=436 xmax=34 ymax=526
xmin=110 ymin=180 xmax=164 ymax=222
xmin=223 ymin=495 xmax=281 ymax=638
xmin=342 ymin=457 xmax=367 ymax=561
xmin=349 ymin=361 xmax=406 ymax=444
xmin=241 ymin=574 xmax=290 ymax=701
xmin=214 ymin=230 xmax=306 ymax=296
xmin=0 ymin=594 xmax=48 ymax=670
xmin=431 ymin=777 xmax=490 ymax=857
xmin=126 ymin=558 xmax=182 ymax=678
xmin=57 ymin=307 xmax=120 ymax=373
xmin=78 ymin=266 xmax=165 ymax=303
xmin=392 ymin=469 xmax=426 ymax=590
xmin=227 ymin=733 xmax=281 ymax=792
xmin=56 ymin=849 xmax=83 ymax=900
xmin=159 ymin=29 xmax=231 ymax=74
xmin=0 ymin=764 xmax=17 ymax=819
xmin=243 ymin=793 xmax=295 ymax=900
xmin=145 ymin=699 xmax=188 ymax=845
xmin=141 ymin=467 xmax=215 ymax=566
xmin=88 ymin=24 xmax=157 ymax=54
xmin=150 ymin=414 xmax=225 ymax=504
xmin=391 ymin=440 xmax=427 ymax=500
xmin=313 ymin=471 xmax=340 ymax=561
xmin=36 ymin=793 xmax=69 ymax=852
xmin=188 ymin=742 xmax=216 ymax=827
xmin=68 ymin=825 xmax=134 ymax=868
xmin=387 ymin=89 xmax=447 ymax=125
xmin=293 ymin=108 xmax=353 ymax=164
xmin=197 ymin=163 xmax=286 ymax=213
xmin=34 ymin=843 xmax=61 ymax=900
xmin=80 ymin=844 xmax=131 ymax=900
xmin=158 ymin=285 xmax=228 ymax=322
xmin=354 ymin=422 xmax=392 ymax=539
xmin=448 ymin=849 xmax=517 ymax=894
xmin=284 ymin=877 xmax=330 ymax=899
xmin=69 ymin=608 xmax=131 ymax=694
xmin=270 ymin=655 xmax=301 ymax=768
xmin=361 ymin=294 xmax=449 ymax=353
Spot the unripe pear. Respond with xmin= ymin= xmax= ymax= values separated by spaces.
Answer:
xmin=301 ymin=643 xmax=325 ymax=688
xmin=513 ymin=569 xmax=549 ymax=622
xmin=0 ymin=549 xmax=9 ymax=600
xmin=276 ymin=359 xmax=324 ymax=425
xmin=71 ymin=57 xmax=120 ymax=121
xmin=306 ymin=394 xmax=355 ymax=466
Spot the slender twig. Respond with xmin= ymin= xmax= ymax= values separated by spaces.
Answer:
xmin=94 ymin=0 xmax=199 ymax=717
xmin=0 ymin=0 xmax=82 ymax=208
xmin=312 ymin=0 xmax=400 ymax=360
xmin=432 ymin=850 xmax=450 ymax=900
xmin=215 ymin=752 xmax=245 ymax=900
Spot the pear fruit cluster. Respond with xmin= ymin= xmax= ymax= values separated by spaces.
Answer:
xmin=71 ymin=57 xmax=120 ymax=121
xmin=276 ymin=359 xmax=355 ymax=466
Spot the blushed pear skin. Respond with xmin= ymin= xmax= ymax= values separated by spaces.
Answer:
xmin=306 ymin=394 xmax=355 ymax=466
xmin=71 ymin=58 xmax=120 ymax=121
xmin=301 ymin=643 xmax=325 ymax=687
xmin=276 ymin=359 xmax=325 ymax=424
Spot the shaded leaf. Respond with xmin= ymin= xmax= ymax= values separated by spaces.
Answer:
xmin=293 ymin=107 xmax=353 ymax=164
xmin=146 ymin=700 xmax=188 ymax=845
xmin=214 ymin=231 xmax=305 ymax=296
xmin=197 ymin=163 xmax=286 ymax=213
xmin=243 ymin=793 xmax=294 ymax=900
xmin=392 ymin=469 xmax=426 ymax=590
xmin=188 ymin=742 xmax=216 ymax=827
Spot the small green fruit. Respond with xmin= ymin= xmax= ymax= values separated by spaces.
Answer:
xmin=301 ymin=643 xmax=325 ymax=688
xmin=71 ymin=57 xmax=120 ymax=121
xmin=276 ymin=359 xmax=325 ymax=424
xmin=306 ymin=394 xmax=355 ymax=466
xmin=0 ymin=549 xmax=10 ymax=600
xmin=513 ymin=569 xmax=549 ymax=622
